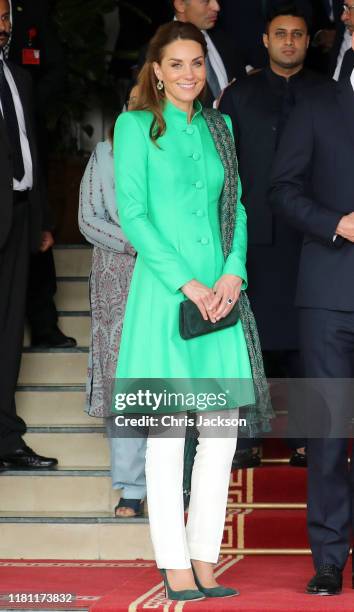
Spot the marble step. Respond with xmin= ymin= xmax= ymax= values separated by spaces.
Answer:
xmin=19 ymin=349 xmax=88 ymax=385
xmin=55 ymin=279 xmax=89 ymax=311
xmin=15 ymin=387 xmax=103 ymax=427
xmin=24 ymin=314 xmax=90 ymax=348
xmin=0 ymin=514 xmax=153 ymax=560
xmin=53 ymin=246 xmax=92 ymax=278
xmin=23 ymin=431 xmax=110 ymax=468
xmin=0 ymin=470 xmax=119 ymax=513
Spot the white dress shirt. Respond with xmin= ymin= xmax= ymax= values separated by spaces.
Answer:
xmin=0 ymin=51 xmax=33 ymax=190
xmin=333 ymin=29 xmax=352 ymax=81
xmin=202 ymin=30 xmax=228 ymax=91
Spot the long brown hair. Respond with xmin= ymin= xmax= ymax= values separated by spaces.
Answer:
xmin=135 ymin=21 xmax=207 ymax=143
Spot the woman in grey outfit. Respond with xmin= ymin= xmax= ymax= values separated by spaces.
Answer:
xmin=78 ymin=105 xmax=147 ymax=517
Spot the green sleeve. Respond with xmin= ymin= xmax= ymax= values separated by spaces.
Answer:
xmin=114 ymin=112 xmax=194 ymax=294
xmin=221 ymin=114 xmax=248 ymax=289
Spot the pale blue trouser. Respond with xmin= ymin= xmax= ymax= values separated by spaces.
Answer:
xmin=105 ymin=418 xmax=147 ymax=500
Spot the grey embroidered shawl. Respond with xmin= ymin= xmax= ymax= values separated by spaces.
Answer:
xmin=183 ymin=109 xmax=273 ymax=495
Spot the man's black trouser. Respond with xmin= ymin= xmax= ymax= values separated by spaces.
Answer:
xmin=0 ymin=200 xmax=29 ymax=455
xmin=299 ymin=308 xmax=354 ymax=571
xmin=27 ymin=248 xmax=57 ymax=336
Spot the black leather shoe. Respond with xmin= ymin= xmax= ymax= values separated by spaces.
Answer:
xmin=0 ymin=445 xmax=58 ymax=470
xmin=232 ymin=448 xmax=261 ymax=470
xmin=31 ymin=326 xmax=77 ymax=349
xmin=289 ymin=449 xmax=307 ymax=467
xmin=306 ymin=564 xmax=342 ymax=595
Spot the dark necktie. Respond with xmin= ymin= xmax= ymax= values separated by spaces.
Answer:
xmin=339 ymin=48 xmax=354 ymax=81
xmin=0 ymin=59 xmax=25 ymax=181
xmin=205 ymin=54 xmax=221 ymax=99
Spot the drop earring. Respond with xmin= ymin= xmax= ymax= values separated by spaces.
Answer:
xmin=156 ymin=79 xmax=164 ymax=91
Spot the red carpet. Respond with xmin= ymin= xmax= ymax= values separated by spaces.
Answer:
xmin=1 ymin=556 xmax=352 ymax=611
xmin=228 ymin=464 xmax=307 ymax=505
xmin=223 ymin=509 xmax=308 ymax=550
xmin=223 ymin=467 xmax=309 ymax=552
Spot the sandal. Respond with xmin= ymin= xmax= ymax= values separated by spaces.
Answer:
xmin=114 ymin=498 xmax=144 ymax=518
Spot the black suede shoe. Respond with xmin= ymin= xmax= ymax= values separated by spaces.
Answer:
xmin=0 ymin=446 xmax=58 ymax=470
xmin=306 ymin=564 xmax=342 ymax=595
xmin=232 ymin=448 xmax=261 ymax=470
xmin=289 ymin=449 xmax=307 ymax=467
xmin=31 ymin=326 xmax=77 ymax=349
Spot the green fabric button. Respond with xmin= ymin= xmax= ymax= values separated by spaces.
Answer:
xmin=195 ymin=180 xmax=204 ymax=189
xmin=186 ymin=126 xmax=194 ymax=135
xmin=192 ymin=152 xmax=200 ymax=161
xmin=200 ymin=237 xmax=209 ymax=245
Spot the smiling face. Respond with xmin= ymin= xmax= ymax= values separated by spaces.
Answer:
xmin=153 ymin=38 xmax=206 ymax=112
xmin=0 ymin=0 xmax=11 ymax=50
xmin=263 ymin=15 xmax=309 ymax=74
xmin=174 ymin=0 xmax=220 ymax=31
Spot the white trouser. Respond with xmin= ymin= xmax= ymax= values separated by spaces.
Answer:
xmin=145 ymin=411 xmax=238 ymax=568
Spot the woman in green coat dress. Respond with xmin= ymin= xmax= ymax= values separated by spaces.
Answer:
xmin=114 ymin=21 xmax=257 ymax=601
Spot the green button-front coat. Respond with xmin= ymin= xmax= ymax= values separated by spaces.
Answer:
xmin=114 ymin=100 xmax=252 ymax=411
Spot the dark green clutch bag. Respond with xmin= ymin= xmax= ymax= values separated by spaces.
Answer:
xmin=179 ymin=299 xmax=239 ymax=340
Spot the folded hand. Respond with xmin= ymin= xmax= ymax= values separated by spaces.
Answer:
xmin=181 ymin=279 xmax=215 ymax=322
xmin=208 ymin=274 xmax=243 ymax=320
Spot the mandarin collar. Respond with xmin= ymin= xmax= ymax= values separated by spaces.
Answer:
xmin=163 ymin=98 xmax=203 ymax=124
xmin=265 ymin=65 xmax=305 ymax=91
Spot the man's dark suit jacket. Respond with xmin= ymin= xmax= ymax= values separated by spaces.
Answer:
xmin=338 ymin=48 xmax=354 ymax=79
xmin=0 ymin=61 xmax=42 ymax=251
xmin=220 ymin=68 xmax=326 ymax=245
xmin=219 ymin=68 xmax=327 ymax=349
xmin=269 ymin=79 xmax=354 ymax=311
xmin=8 ymin=0 xmax=65 ymax=113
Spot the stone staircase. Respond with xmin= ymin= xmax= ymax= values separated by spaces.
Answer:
xmin=0 ymin=245 xmax=154 ymax=560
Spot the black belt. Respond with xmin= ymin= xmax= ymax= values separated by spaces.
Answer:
xmin=13 ymin=190 xmax=29 ymax=205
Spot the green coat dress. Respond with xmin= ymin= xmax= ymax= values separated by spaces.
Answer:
xmin=113 ymin=100 xmax=253 ymax=412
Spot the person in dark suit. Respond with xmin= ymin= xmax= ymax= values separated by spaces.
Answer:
xmin=170 ymin=0 xmax=246 ymax=105
xmin=220 ymin=2 xmax=329 ymax=468
xmin=332 ymin=2 xmax=354 ymax=79
xmin=269 ymin=59 xmax=354 ymax=595
xmin=5 ymin=0 xmax=76 ymax=348
xmin=0 ymin=0 xmax=57 ymax=468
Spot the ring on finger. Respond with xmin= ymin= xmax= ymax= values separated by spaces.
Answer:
xmin=226 ymin=297 xmax=233 ymax=305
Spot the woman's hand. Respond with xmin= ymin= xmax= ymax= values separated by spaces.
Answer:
xmin=208 ymin=274 xmax=243 ymax=320
xmin=181 ymin=279 xmax=215 ymax=322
